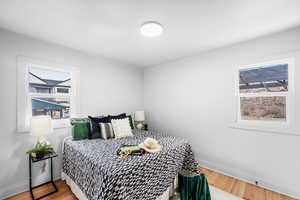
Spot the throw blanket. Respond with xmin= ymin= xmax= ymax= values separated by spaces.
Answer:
xmin=62 ymin=130 xmax=200 ymax=200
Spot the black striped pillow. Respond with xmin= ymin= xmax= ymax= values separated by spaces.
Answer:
xmin=99 ymin=123 xmax=114 ymax=139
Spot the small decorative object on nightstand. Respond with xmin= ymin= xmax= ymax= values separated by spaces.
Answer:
xmin=28 ymin=116 xmax=54 ymax=159
xmin=134 ymin=110 xmax=145 ymax=130
xmin=28 ymin=152 xmax=58 ymax=200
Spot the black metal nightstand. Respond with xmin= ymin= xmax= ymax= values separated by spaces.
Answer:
xmin=29 ymin=152 xmax=58 ymax=200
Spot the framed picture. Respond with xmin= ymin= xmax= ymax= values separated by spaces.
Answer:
xmin=236 ymin=58 xmax=294 ymax=129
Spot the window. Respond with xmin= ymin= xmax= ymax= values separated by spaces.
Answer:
xmin=57 ymin=88 xmax=69 ymax=94
xmin=236 ymin=58 xmax=294 ymax=129
xmin=30 ymin=86 xmax=51 ymax=93
xmin=29 ymin=66 xmax=71 ymax=120
xmin=17 ymin=57 xmax=80 ymax=132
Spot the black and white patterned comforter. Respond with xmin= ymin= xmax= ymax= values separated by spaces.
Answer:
xmin=62 ymin=130 xmax=199 ymax=200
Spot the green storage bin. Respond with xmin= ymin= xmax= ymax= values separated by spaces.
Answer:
xmin=179 ymin=172 xmax=211 ymax=200
xmin=71 ymin=121 xmax=90 ymax=140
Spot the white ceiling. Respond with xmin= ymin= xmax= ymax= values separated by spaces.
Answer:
xmin=0 ymin=0 xmax=300 ymax=67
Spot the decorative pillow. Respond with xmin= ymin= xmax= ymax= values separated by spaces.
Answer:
xmin=108 ymin=113 xmax=127 ymax=121
xmin=88 ymin=116 xmax=110 ymax=139
xmin=127 ymin=115 xmax=134 ymax=129
xmin=99 ymin=123 xmax=114 ymax=139
xmin=107 ymin=113 xmax=134 ymax=129
xmin=111 ymin=118 xmax=133 ymax=139
xmin=71 ymin=121 xmax=90 ymax=140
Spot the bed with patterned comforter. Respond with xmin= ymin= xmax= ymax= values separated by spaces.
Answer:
xmin=62 ymin=129 xmax=200 ymax=200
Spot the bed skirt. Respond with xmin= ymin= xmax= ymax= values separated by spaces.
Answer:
xmin=61 ymin=172 xmax=173 ymax=200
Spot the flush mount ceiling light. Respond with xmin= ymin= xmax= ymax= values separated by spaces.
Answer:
xmin=140 ymin=21 xmax=163 ymax=37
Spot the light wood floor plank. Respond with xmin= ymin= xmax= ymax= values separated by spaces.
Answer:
xmin=223 ymin=175 xmax=236 ymax=194
xmin=231 ymin=179 xmax=247 ymax=197
xmin=266 ymin=189 xmax=282 ymax=200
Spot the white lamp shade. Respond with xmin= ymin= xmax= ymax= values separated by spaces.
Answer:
xmin=134 ymin=111 xmax=145 ymax=121
xmin=30 ymin=116 xmax=52 ymax=136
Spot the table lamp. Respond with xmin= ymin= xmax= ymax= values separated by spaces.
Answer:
xmin=30 ymin=115 xmax=52 ymax=144
xmin=134 ymin=111 xmax=145 ymax=130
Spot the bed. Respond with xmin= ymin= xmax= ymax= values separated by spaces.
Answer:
xmin=62 ymin=129 xmax=200 ymax=200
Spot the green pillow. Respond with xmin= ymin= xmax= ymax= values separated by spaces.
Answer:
xmin=71 ymin=121 xmax=90 ymax=140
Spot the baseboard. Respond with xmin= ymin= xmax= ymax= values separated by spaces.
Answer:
xmin=0 ymin=174 xmax=61 ymax=199
xmin=197 ymin=157 xmax=300 ymax=199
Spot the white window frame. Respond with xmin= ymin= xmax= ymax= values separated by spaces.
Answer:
xmin=234 ymin=58 xmax=295 ymax=131
xmin=17 ymin=56 xmax=80 ymax=133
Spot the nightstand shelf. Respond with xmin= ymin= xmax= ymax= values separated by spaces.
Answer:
xmin=29 ymin=152 xmax=58 ymax=200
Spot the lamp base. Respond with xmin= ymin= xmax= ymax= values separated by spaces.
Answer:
xmin=37 ymin=136 xmax=50 ymax=145
xmin=136 ymin=122 xmax=144 ymax=130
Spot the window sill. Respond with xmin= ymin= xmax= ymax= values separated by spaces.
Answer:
xmin=53 ymin=125 xmax=72 ymax=130
xmin=17 ymin=124 xmax=72 ymax=134
xmin=229 ymin=123 xmax=300 ymax=136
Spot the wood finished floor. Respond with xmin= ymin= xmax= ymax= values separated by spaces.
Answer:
xmin=200 ymin=168 xmax=296 ymax=200
xmin=5 ymin=168 xmax=296 ymax=200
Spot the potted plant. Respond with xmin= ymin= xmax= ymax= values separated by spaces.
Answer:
xmin=26 ymin=141 xmax=54 ymax=159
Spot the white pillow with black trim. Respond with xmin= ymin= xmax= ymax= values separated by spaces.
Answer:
xmin=111 ymin=118 xmax=133 ymax=139
xmin=99 ymin=123 xmax=114 ymax=139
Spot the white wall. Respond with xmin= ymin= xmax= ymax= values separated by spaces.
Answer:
xmin=144 ymin=27 xmax=300 ymax=198
xmin=0 ymin=29 xmax=143 ymax=199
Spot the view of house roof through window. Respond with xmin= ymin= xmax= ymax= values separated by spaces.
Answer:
xmin=29 ymin=66 xmax=71 ymax=119
xmin=239 ymin=64 xmax=288 ymax=93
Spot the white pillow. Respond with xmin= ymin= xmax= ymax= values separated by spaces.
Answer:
xmin=111 ymin=118 xmax=133 ymax=139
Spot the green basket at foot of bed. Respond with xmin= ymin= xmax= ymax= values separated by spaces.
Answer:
xmin=178 ymin=173 xmax=211 ymax=200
